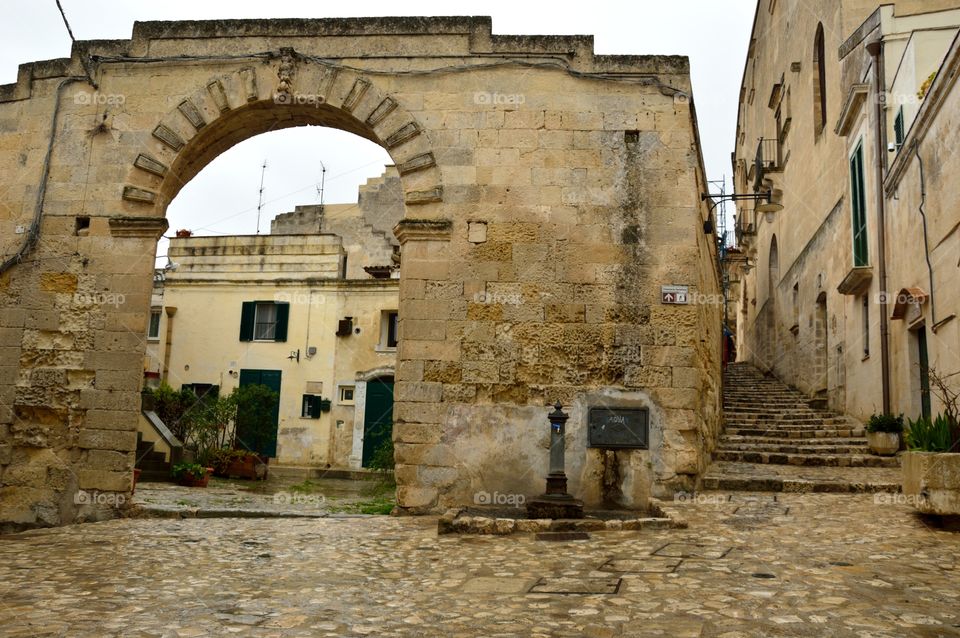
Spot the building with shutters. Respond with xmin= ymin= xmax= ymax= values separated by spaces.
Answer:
xmin=731 ymin=0 xmax=960 ymax=421
xmin=145 ymin=169 xmax=403 ymax=470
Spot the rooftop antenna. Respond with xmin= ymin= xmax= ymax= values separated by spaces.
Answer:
xmin=256 ymin=160 xmax=267 ymax=234
xmin=315 ymin=160 xmax=326 ymax=211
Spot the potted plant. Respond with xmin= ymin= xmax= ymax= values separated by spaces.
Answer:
xmin=902 ymin=368 xmax=960 ymax=516
xmin=866 ymin=413 xmax=903 ymax=456
xmin=172 ymin=462 xmax=213 ymax=488
xmin=210 ymin=448 xmax=268 ymax=480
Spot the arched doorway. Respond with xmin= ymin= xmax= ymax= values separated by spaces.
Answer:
xmin=815 ymin=291 xmax=828 ymax=398
xmin=361 ymin=376 xmax=395 ymax=469
xmin=766 ymin=236 xmax=780 ymax=371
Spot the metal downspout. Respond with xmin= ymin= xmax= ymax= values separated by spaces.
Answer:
xmin=867 ymin=40 xmax=892 ymax=415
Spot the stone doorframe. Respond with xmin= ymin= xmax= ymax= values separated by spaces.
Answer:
xmin=349 ymin=366 xmax=395 ymax=470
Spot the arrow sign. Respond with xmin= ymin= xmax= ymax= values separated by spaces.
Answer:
xmin=661 ymin=285 xmax=690 ymax=305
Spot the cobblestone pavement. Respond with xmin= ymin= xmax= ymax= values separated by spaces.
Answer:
xmin=132 ymin=477 xmax=392 ymax=518
xmin=1 ymin=493 xmax=959 ymax=637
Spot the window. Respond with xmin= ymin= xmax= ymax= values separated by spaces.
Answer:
xmin=861 ymin=295 xmax=870 ymax=359
xmin=339 ymin=386 xmax=355 ymax=405
xmin=850 ymin=142 xmax=869 ymax=267
xmin=147 ymin=309 xmax=161 ymax=340
xmin=379 ymin=310 xmax=399 ymax=349
xmin=302 ymin=394 xmax=322 ymax=419
xmin=813 ymin=23 xmax=827 ymax=137
xmin=239 ymin=301 xmax=290 ymax=342
xmin=182 ymin=383 xmax=219 ymax=402
xmin=301 ymin=394 xmax=330 ymax=418
xmin=894 ymin=107 xmax=905 ymax=150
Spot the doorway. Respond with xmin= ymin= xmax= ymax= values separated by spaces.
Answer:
xmin=362 ymin=376 xmax=394 ymax=468
xmin=237 ymin=369 xmax=282 ymax=458
xmin=815 ymin=292 xmax=828 ymax=397
xmin=917 ymin=327 xmax=932 ymax=420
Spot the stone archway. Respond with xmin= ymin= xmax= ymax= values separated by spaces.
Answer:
xmin=120 ymin=62 xmax=443 ymax=215
xmin=0 ymin=17 xmax=722 ymax=531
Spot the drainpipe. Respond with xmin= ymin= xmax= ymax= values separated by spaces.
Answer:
xmin=914 ymin=143 xmax=937 ymax=329
xmin=161 ymin=306 xmax=177 ymax=383
xmin=866 ymin=40 xmax=892 ymax=415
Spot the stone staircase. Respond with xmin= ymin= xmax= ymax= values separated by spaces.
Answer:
xmin=702 ymin=362 xmax=901 ymax=493
xmin=135 ymin=433 xmax=173 ymax=482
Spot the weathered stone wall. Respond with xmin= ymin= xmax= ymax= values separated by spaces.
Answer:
xmin=0 ymin=16 xmax=720 ymax=530
xmin=733 ymin=1 xmax=960 ymax=418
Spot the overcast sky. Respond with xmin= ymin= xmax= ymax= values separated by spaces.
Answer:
xmin=0 ymin=1 xmax=755 ymax=263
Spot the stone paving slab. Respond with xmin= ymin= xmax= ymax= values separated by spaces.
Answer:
xmin=1 ymin=493 xmax=960 ymax=636
xmin=130 ymin=477 xmax=390 ymax=519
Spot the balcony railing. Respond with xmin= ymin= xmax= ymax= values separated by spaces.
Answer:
xmin=753 ymin=138 xmax=782 ymax=192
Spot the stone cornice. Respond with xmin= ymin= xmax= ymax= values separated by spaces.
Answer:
xmin=108 ymin=217 xmax=168 ymax=239
xmin=393 ymin=219 xmax=453 ymax=244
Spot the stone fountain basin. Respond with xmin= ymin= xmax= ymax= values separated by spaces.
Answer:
xmin=437 ymin=500 xmax=686 ymax=535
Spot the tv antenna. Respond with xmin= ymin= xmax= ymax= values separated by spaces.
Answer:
xmin=256 ymin=160 xmax=267 ymax=234
xmin=315 ymin=160 xmax=326 ymax=210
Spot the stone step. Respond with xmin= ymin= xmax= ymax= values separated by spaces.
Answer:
xmin=712 ymin=450 xmax=899 ymax=468
xmin=724 ymin=428 xmax=865 ymax=439
xmin=137 ymin=460 xmax=171 ymax=472
xmin=138 ymin=470 xmax=174 ymax=482
xmin=718 ymin=441 xmax=870 ymax=454
xmin=701 ymin=475 xmax=901 ymax=493
xmin=724 ymin=417 xmax=846 ymax=425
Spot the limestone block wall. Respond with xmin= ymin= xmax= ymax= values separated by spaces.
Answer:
xmin=0 ymin=16 xmax=721 ymax=530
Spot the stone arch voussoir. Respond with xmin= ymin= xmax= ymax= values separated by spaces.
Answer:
xmin=120 ymin=58 xmax=443 ymax=215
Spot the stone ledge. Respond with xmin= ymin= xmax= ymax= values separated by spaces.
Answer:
xmin=437 ymin=500 xmax=686 ymax=536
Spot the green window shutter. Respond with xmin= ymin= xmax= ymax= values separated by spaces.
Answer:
xmin=894 ymin=108 xmax=905 ymax=147
xmin=239 ymin=302 xmax=256 ymax=341
xmin=274 ymin=302 xmax=290 ymax=342
xmin=850 ymin=145 xmax=869 ymax=268
xmin=302 ymin=394 xmax=321 ymax=419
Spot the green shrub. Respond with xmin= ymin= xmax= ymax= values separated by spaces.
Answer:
xmin=171 ymin=462 xmax=208 ymax=480
xmin=867 ymin=413 xmax=904 ymax=434
xmin=905 ymin=414 xmax=952 ymax=452
xmin=231 ymin=384 xmax=279 ymax=455
xmin=151 ymin=382 xmax=199 ymax=441
xmin=367 ymin=437 xmax=395 ymax=471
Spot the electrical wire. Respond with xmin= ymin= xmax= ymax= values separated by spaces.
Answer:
xmin=0 ymin=77 xmax=86 ymax=276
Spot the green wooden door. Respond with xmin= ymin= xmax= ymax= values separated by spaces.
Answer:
xmin=237 ymin=369 xmax=281 ymax=457
xmin=362 ymin=377 xmax=394 ymax=468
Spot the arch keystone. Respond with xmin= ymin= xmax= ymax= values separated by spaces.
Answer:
xmin=206 ymin=80 xmax=231 ymax=113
